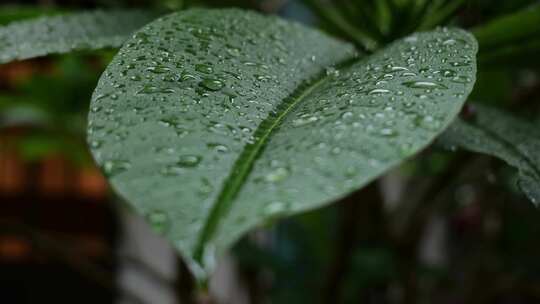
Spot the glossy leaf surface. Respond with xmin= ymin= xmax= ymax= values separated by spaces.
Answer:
xmin=87 ymin=8 xmax=477 ymax=278
xmin=440 ymin=105 xmax=540 ymax=206
xmin=0 ymin=10 xmax=160 ymax=63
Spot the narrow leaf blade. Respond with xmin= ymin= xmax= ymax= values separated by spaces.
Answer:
xmin=0 ymin=10 xmax=160 ymax=64
xmin=473 ymin=4 xmax=540 ymax=51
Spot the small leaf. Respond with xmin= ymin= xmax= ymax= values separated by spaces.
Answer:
xmin=87 ymin=8 xmax=477 ymax=279
xmin=0 ymin=10 xmax=161 ymax=64
xmin=439 ymin=105 xmax=540 ymax=206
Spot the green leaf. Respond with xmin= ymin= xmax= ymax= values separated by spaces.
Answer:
xmin=0 ymin=10 xmax=161 ymax=64
xmin=87 ymin=8 xmax=477 ymax=279
xmin=473 ymin=4 xmax=540 ymax=66
xmin=0 ymin=5 xmax=63 ymax=25
xmin=439 ymin=105 xmax=540 ymax=206
xmin=473 ymin=4 xmax=540 ymax=51
xmin=301 ymin=0 xmax=379 ymax=50
xmin=417 ymin=0 xmax=466 ymax=31
xmin=478 ymin=38 xmax=540 ymax=66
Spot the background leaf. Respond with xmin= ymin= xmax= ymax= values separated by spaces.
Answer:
xmin=473 ymin=3 xmax=540 ymax=65
xmin=0 ymin=10 xmax=161 ymax=64
xmin=0 ymin=4 xmax=63 ymax=25
xmin=87 ymin=8 xmax=477 ymax=279
xmin=473 ymin=3 xmax=540 ymax=51
xmin=439 ymin=105 xmax=540 ymax=206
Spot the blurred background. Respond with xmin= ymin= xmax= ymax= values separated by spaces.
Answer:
xmin=1 ymin=0 xmax=540 ymax=303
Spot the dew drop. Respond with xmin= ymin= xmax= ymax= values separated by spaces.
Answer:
xmin=402 ymin=81 xmax=447 ymax=89
xmin=265 ymin=167 xmax=289 ymax=183
xmin=146 ymin=210 xmax=170 ymax=235
xmin=177 ymin=155 xmax=203 ymax=168
xmin=207 ymin=143 xmax=229 ymax=153
xmin=368 ymin=88 xmax=391 ymax=95
xmin=103 ymin=160 xmax=131 ymax=177
xmin=264 ymin=201 xmax=288 ymax=215
xmin=293 ymin=115 xmax=318 ymax=127
xmin=201 ymin=79 xmax=224 ymax=91
xmin=195 ymin=64 xmax=214 ymax=74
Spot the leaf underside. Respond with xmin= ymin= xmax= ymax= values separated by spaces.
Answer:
xmin=439 ymin=105 xmax=540 ymax=206
xmin=0 ymin=10 xmax=160 ymax=64
xmin=87 ymin=8 xmax=477 ymax=278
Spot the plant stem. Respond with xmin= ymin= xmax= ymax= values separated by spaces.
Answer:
xmin=323 ymin=182 xmax=383 ymax=303
xmin=177 ymin=256 xmax=197 ymax=304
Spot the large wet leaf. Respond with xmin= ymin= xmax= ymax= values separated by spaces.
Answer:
xmin=440 ymin=105 xmax=540 ymax=206
xmin=87 ymin=8 xmax=477 ymax=278
xmin=0 ymin=10 xmax=160 ymax=64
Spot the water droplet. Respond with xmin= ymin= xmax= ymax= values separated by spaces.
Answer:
xmin=103 ymin=160 xmax=131 ymax=177
xmin=265 ymin=167 xmax=289 ymax=183
xmin=450 ymin=61 xmax=471 ymax=67
xmin=439 ymin=69 xmax=456 ymax=78
xmin=137 ymin=85 xmax=175 ymax=94
xmin=198 ymin=178 xmax=214 ymax=198
xmin=442 ymin=38 xmax=457 ymax=45
xmin=341 ymin=112 xmax=353 ymax=119
xmin=325 ymin=67 xmax=340 ymax=77
xmin=201 ymin=79 xmax=224 ymax=91
xmin=380 ymin=128 xmax=398 ymax=137
xmin=368 ymin=88 xmax=391 ymax=95
xmin=177 ymin=155 xmax=202 ymax=168
xmin=451 ymin=75 xmax=471 ymax=84
xmin=264 ymin=201 xmax=288 ymax=215
xmin=146 ymin=210 xmax=170 ymax=235
xmin=402 ymin=81 xmax=447 ymax=89
xmin=90 ymin=140 xmax=102 ymax=148
xmin=293 ymin=115 xmax=318 ymax=127
xmin=207 ymin=143 xmax=229 ymax=153
xmin=146 ymin=65 xmax=171 ymax=74
xmin=195 ymin=64 xmax=213 ymax=74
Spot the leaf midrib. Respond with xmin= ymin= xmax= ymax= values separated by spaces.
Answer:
xmin=193 ymin=57 xmax=359 ymax=261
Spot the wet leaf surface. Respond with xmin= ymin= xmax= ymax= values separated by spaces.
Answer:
xmin=87 ymin=8 xmax=477 ymax=278
xmin=0 ymin=10 xmax=160 ymax=63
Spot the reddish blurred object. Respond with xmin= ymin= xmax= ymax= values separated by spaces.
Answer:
xmin=0 ymin=235 xmax=31 ymax=261
xmin=78 ymin=166 xmax=110 ymax=199
xmin=0 ymin=59 xmax=54 ymax=90
xmin=0 ymin=128 xmax=118 ymax=303
xmin=40 ymin=154 xmax=73 ymax=195
xmin=0 ymin=150 xmax=26 ymax=194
